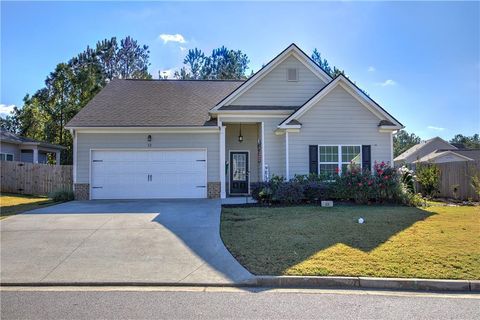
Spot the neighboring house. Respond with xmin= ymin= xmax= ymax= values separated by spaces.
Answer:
xmin=65 ymin=43 xmax=403 ymax=200
xmin=0 ymin=129 xmax=65 ymax=164
xmin=413 ymin=149 xmax=480 ymax=164
xmin=394 ymin=136 xmax=458 ymax=167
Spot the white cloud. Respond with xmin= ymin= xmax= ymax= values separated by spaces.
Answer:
xmin=377 ymin=79 xmax=397 ymax=87
xmin=367 ymin=66 xmax=376 ymax=72
xmin=427 ymin=126 xmax=445 ymax=131
xmin=159 ymin=69 xmax=174 ymax=79
xmin=158 ymin=33 xmax=186 ymax=44
xmin=0 ymin=104 xmax=15 ymax=118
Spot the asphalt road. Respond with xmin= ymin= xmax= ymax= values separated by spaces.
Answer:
xmin=1 ymin=286 xmax=479 ymax=320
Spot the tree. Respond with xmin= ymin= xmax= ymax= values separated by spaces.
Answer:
xmin=174 ymin=46 xmax=250 ymax=80
xmin=311 ymin=48 xmax=344 ymax=78
xmin=117 ymin=36 xmax=151 ymax=79
xmin=450 ymin=134 xmax=480 ymax=149
xmin=394 ymin=130 xmax=421 ymax=157
xmin=6 ymin=36 xmax=152 ymax=164
xmin=183 ymin=48 xmax=205 ymax=79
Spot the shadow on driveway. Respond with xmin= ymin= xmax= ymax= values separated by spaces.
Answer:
xmin=1 ymin=199 xmax=253 ymax=285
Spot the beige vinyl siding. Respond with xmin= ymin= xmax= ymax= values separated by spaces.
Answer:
xmin=289 ymin=86 xmax=392 ymax=175
xmin=221 ymin=117 xmax=286 ymax=178
xmin=76 ymin=132 xmax=219 ymax=183
xmin=0 ymin=142 xmax=21 ymax=161
xmin=230 ymin=55 xmax=327 ymax=106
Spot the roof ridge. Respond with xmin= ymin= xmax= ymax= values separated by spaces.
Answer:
xmin=118 ymin=78 xmax=245 ymax=82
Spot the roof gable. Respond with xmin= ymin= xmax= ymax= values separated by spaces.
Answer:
xmin=414 ymin=150 xmax=474 ymax=163
xmin=279 ymin=75 xmax=403 ymax=129
xmin=394 ymin=136 xmax=457 ymax=161
xmin=210 ymin=43 xmax=332 ymax=112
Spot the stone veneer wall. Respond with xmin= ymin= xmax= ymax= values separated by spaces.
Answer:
xmin=74 ymin=183 xmax=90 ymax=200
xmin=207 ymin=182 xmax=221 ymax=199
xmin=74 ymin=182 xmax=220 ymax=200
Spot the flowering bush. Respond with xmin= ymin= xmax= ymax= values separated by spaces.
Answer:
xmin=251 ymin=161 xmax=421 ymax=206
xmin=399 ymin=165 xmax=416 ymax=194
xmin=330 ymin=161 xmax=407 ymax=204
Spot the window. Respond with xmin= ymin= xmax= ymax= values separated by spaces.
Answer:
xmin=287 ymin=68 xmax=298 ymax=81
xmin=318 ymin=145 xmax=361 ymax=177
xmin=0 ymin=153 xmax=14 ymax=161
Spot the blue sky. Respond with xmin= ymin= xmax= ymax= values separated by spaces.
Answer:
xmin=1 ymin=1 xmax=479 ymax=140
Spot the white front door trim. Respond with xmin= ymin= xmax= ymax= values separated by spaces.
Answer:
xmin=228 ymin=150 xmax=251 ymax=195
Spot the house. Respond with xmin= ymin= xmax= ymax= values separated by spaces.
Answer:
xmin=0 ymin=129 xmax=65 ymax=164
xmin=394 ymin=136 xmax=476 ymax=166
xmin=65 ymin=43 xmax=403 ymax=200
xmin=413 ymin=148 xmax=479 ymax=164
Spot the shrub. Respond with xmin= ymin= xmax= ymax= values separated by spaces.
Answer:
xmin=49 ymin=189 xmax=74 ymax=202
xmin=416 ymin=163 xmax=441 ymax=198
xmin=272 ymin=181 xmax=304 ymax=205
xmin=399 ymin=165 xmax=416 ymax=194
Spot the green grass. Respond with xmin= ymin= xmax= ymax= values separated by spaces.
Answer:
xmin=221 ymin=205 xmax=480 ymax=279
xmin=0 ymin=193 xmax=55 ymax=219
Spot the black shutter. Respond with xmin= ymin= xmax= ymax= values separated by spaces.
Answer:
xmin=309 ymin=145 xmax=318 ymax=174
xmin=362 ymin=145 xmax=371 ymax=173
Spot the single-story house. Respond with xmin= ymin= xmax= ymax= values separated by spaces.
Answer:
xmin=65 ymin=43 xmax=403 ymax=200
xmin=0 ymin=129 xmax=65 ymax=164
xmin=394 ymin=136 xmax=478 ymax=166
xmin=413 ymin=148 xmax=480 ymax=164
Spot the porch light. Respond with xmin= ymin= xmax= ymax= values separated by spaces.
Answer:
xmin=238 ymin=124 xmax=243 ymax=143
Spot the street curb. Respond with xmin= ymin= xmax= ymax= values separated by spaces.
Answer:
xmin=2 ymin=277 xmax=478 ymax=292
xmin=0 ymin=280 xmax=257 ymax=288
xmin=255 ymin=276 xmax=480 ymax=292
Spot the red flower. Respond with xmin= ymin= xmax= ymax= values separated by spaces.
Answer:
xmin=335 ymin=167 xmax=340 ymax=174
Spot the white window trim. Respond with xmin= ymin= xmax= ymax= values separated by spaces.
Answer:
xmin=318 ymin=145 xmax=362 ymax=175
xmin=0 ymin=153 xmax=14 ymax=161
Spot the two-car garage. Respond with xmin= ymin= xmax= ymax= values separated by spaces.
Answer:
xmin=90 ymin=149 xmax=207 ymax=200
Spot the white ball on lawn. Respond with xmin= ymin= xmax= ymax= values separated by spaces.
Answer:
xmin=358 ymin=217 xmax=365 ymax=224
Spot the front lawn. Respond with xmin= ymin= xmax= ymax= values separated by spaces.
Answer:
xmin=221 ymin=205 xmax=480 ymax=279
xmin=0 ymin=193 xmax=54 ymax=219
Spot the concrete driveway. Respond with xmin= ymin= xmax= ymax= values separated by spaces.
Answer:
xmin=0 ymin=199 xmax=253 ymax=285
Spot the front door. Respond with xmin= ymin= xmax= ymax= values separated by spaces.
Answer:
xmin=230 ymin=152 xmax=249 ymax=194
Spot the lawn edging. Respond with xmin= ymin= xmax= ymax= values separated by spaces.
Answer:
xmin=255 ymin=276 xmax=480 ymax=292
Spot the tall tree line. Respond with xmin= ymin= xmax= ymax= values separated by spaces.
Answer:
xmin=1 ymin=36 xmax=151 ymax=164
xmin=172 ymin=46 xmax=250 ymax=80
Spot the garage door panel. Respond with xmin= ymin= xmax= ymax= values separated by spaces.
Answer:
xmin=90 ymin=149 xmax=207 ymax=199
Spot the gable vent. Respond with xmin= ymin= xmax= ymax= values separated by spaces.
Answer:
xmin=287 ymin=68 xmax=298 ymax=81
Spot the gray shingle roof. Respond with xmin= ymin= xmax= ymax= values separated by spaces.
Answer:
xmin=0 ymin=129 xmax=66 ymax=149
xmin=218 ymin=105 xmax=298 ymax=111
xmin=66 ymin=79 xmax=244 ymax=128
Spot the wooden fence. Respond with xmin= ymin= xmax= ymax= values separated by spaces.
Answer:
xmin=1 ymin=161 xmax=73 ymax=196
xmin=415 ymin=160 xmax=480 ymax=201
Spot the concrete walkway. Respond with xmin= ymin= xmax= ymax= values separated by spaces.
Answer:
xmin=0 ymin=199 xmax=253 ymax=285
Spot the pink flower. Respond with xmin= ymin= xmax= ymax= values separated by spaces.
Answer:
xmin=358 ymin=183 xmax=363 ymax=187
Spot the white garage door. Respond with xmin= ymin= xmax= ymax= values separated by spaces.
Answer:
xmin=90 ymin=149 xmax=207 ymax=199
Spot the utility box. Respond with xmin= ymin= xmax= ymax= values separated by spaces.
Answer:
xmin=321 ymin=201 xmax=333 ymax=207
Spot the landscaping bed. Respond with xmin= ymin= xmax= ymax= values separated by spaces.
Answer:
xmin=221 ymin=204 xmax=480 ymax=279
